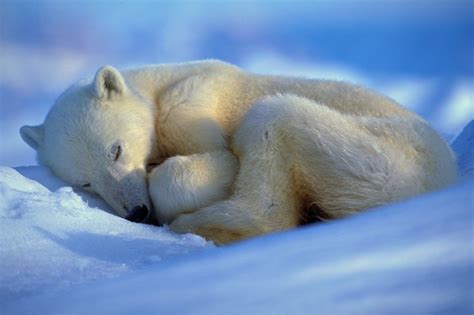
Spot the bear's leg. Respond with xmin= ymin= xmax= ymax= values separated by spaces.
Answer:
xmin=249 ymin=94 xmax=426 ymax=218
xmin=169 ymin=199 xmax=275 ymax=244
xmin=149 ymin=150 xmax=238 ymax=224
xmin=170 ymin=97 xmax=303 ymax=244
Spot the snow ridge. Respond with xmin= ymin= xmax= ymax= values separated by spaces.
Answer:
xmin=451 ymin=120 xmax=474 ymax=180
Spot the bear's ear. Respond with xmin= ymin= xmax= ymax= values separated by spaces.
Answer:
xmin=94 ymin=65 xmax=127 ymax=99
xmin=20 ymin=125 xmax=44 ymax=150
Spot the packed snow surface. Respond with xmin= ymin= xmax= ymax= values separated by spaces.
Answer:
xmin=1 ymin=121 xmax=473 ymax=315
xmin=0 ymin=167 xmax=212 ymax=304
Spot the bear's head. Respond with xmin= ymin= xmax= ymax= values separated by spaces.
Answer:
xmin=20 ymin=66 xmax=156 ymax=223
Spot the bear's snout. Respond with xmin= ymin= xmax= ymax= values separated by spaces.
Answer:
xmin=125 ymin=205 xmax=150 ymax=223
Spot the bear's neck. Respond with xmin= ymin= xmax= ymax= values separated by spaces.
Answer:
xmin=121 ymin=61 xmax=228 ymax=110
xmin=123 ymin=65 xmax=179 ymax=106
xmin=120 ymin=62 xmax=222 ymax=159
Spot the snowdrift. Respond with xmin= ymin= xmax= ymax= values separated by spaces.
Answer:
xmin=0 ymin=167 xmax=211 ymax=303
xmin=1 ymin=121 xmax=472 ymax=315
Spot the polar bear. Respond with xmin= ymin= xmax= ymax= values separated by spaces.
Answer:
xmin=20 ymin=60 xmax=457 ymax=244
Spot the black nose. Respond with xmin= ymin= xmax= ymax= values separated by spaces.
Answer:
xmin=126 ymin=205 xmax=150 ymax=223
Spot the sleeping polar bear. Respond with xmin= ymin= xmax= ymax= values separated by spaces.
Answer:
xmin=20 ymin=60 xmax=457 ymax=244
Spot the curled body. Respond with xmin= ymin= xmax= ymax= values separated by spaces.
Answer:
xmin=20 ymin=60 xmax=457 ymax=244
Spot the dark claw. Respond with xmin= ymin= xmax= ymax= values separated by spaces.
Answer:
xmin=126 ymin=205 xmax=150 ymax=223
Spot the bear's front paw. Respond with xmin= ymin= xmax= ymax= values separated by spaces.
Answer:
xmin=169 ymin=210 xmax=248 ymax=245
xmin=148 ymin=156 xmax=196 ymax=224
xmin=149 ymin=152 xmax=237 ymax=225
xmin=169 ymin=213 xmax=196 ymax=234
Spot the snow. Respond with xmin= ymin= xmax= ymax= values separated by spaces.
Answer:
xmin=0 ymin=167 xmax=212 ymax=305
xmin=451 ymin=120 xmax=474 ymax=181
xmin=0 ymin=121 xmax=472 ymax=314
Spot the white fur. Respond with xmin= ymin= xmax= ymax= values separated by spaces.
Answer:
xmin=149 ymin=150 xmax=238 ymax=224
xmin=20 ymin=60 xmax=458 ymax=243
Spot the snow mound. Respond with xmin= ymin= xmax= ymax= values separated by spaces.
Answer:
xmin=452 ymin=120 xmax=474 ymax=180
xmin=0 ymin=167 xmax=212 ymax=302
